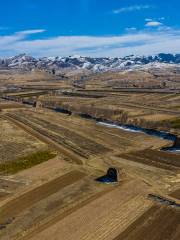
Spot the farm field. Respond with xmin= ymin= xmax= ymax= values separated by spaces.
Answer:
xmin=36 ymin=91 xmax=180 ymax=133
xmin=3 ymin=108 xmax=171 ymax=161
xmin=118 ymin=149 xmax=180 ymax=170
xmin=0 ymin=69 xmax=180 ymax=240
xmin=0 ymin=117 xmax=48 ymax=163
xmin=27 ymin=180 xmax=152 ymax=240
xmin=114 ymin=205 xmax=180 ymax=240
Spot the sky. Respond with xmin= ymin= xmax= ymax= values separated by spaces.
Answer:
xmin=0 ymin=0 xmax=180 ymax=57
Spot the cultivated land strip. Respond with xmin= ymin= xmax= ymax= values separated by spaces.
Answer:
xmin=119 ymin=149 xmax=180 ymax=171
xmin=3 ymin=114 xmax=83 ymax=165
xmin=16 ymin=112 xmax=109 ymax=155
xmin=6 ymin=113 xmax=88 ymax=158
xmin=113 ymin=205 xmax=180 ymax=240
xmin=117 ymin=102 xmax=180 ymax=115
xmin=0 ymin=171 xmax=86 ymax=225
xmin=27 ymin=180 xmax=152 ymax=240
xmin=19 ymin=110 xmax=134 ymax=150
xmin=19 ymin=186 xmax=115 ymax=240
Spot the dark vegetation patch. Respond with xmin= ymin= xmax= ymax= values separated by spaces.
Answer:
xmin=170 ymin=118 xmax=180 ymax=129
xmin=0 ymin=150 xmax=56 ymax=174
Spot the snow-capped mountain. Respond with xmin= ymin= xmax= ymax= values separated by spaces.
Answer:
xmin=0 ymin=53 xmax=179 ymax=72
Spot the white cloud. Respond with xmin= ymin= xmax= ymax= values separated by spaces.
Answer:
xmin=0 ymin=28 xmax=180 ymax=57
xmin=0 ymin=29 xmax=46 ymax=56
xmin=145 ymin=21 xmax=163 ymax=27
xmin=113 ymin=5 xmax=151 ymax=14
xmin=16 ymin=29 xmax=46 ymax=35
xmin=145 ymin=18 xmax=153 ymax=22
xmin=146 ymin=17 xmax=165 ymax=22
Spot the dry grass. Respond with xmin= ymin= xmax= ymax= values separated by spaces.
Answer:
xmin=0 ymin=118 xmax=47 ymax=163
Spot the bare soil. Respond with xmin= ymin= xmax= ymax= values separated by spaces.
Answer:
xmin=119 ymin=149 xmax=180 ymax=170
xmin=0 ymin=171 xmax=86 ymax=225
xmin=27 ymin=180 xmax=152 ymax=240
xmin=170 ymin=189 xmax=180 ymax=200
xmin=114 ymin=205 xmax=180 ymax=240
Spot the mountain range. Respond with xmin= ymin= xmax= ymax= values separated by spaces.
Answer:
xmin=0 ymin=53 xmax=180 ymax=72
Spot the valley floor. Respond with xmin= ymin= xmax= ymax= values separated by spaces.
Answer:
xmin=0 ymin=70 xmax=179 ymax=240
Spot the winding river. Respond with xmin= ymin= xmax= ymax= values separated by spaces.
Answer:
xmin=55 ymin=109 xmax=180 ymax=153
xmin=96 ymin=121 xmax=180 ymax=153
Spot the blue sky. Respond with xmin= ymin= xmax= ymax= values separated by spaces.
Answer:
xmin=0 ymin=0 xmax=180 ymax=57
